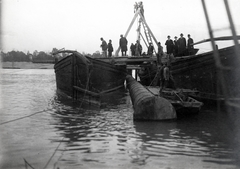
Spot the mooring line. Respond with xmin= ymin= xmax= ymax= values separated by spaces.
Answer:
xmin=23 ymin=158 xmax=35 ymax=169
xmin=0 ymin=108 xmax=52 ymax=126
xmin=43 ymin=137 xmax=65 ymax=169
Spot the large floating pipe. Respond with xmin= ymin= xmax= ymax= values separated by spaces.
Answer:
xmin=126 ymin=75 xmax=176 ymax=120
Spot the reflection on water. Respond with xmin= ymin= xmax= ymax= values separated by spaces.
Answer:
xmin=0 ymin=69 xmax=240 ymax=169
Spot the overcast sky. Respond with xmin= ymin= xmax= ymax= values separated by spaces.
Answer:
xmin=1 ymin=0 xmax=240 ymax=55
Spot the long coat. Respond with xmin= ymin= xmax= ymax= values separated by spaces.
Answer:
xmin=119 ymin=37 xmax=128 ymax=51
xmin=187 ymin=38 xmax=194 ymax=49
xmin=178 ymin=37 xmax=186 ymax=55
xmin=165 ymin=39 xmax=174 ymax=54
xmin=108 ymin=43 xmax=113 ymax=52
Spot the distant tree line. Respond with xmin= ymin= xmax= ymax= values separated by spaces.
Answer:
xmin=1 ymin=51 xmax=31 ymax=62
xmin=1 ymin=50 xmax=54 ymax=62
xmin=1 ymin=49 xmax=104 ymax=63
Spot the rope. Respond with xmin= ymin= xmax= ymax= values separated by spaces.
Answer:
xmin=43 ymin=137 xmax=65 ymax=169
xmin=149 ymin=67 xmax=160 ymax=86
xmin=77 ymin=67 xmax=92 ymax=108
xmin=41 ymin=63 xmax=91 ymax=169
xmin=24 ymin=158 xmax=35 ymax=169
xmin=46 ymin=64 xmax=93 ymax=169
xmin=0 ymin=108 xmax=51 ymax=126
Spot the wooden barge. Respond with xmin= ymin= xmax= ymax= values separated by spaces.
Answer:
xmin=54 ymin=50 xmax=127 ymax=107
xmin=138 ymin=44 xmax=240 ymax=103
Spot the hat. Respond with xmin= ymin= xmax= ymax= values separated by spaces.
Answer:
xmin=180 ymin=33 xmax=183 ymax=36
xmin=174 ymin=36 xmax=177 ymax=38
xmin=188 ymin=34 xmax=190 ymax=36
xmin=167 ymin=35 xmax=170 ymax=38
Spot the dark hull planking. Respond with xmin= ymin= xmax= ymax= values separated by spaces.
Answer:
xmin=54 ymin=52 xmax=127 ymax=106
xmin=138 ymin=45 xmax=240 ymax=102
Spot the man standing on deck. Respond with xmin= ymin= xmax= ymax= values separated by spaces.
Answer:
xmin=187 ymin=34 xmax=194 ymax=55
xmin=165 ymin=35 xmax=174 ymax=55
xmin=173 ymin=36 xmax=178 ymax=56
xmin=135 ymin=40 xmax=142 ymax=56
xmin=147 ymin=42 xmax=154 ymax=57
xmin=119 ymin=35 xmax=128 ymax=56
xmin=107 ymin=40 xmax=113 ymax=57
xmin=157 ymin=42 xmax=163 ymax=65
xmin=178 ymin=33 xmax=186 ymax=56
xmin=100 ymin=37 xmax=108 ymax=57
xmin=130 ymin=43 xmax=136 ymax=56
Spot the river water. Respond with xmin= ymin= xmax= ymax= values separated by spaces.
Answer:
xmin=0 ymin=69 xmax=240 ymax=169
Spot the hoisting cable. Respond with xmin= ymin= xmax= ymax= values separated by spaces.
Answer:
xmin=0 ymin=108 xmax=52 ymax=126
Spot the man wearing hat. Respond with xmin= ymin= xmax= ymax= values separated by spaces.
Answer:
xmin=147 ymin=42 xmax=154 ymax=57
xmin=119 ymin=34 xmax=128 ymax=56
xmin=187 ymin=34 xmax=194 ymax=55
xmin=165 ymin=35 xmax=174 ymax=55
xmin=100 ymin=37 xmax=108 ymax=57
xmin=157 ymin=42 xmax=163 ymax=65
xmin=178 ymin=33 xmax=186 ymax=56
xmin=173 ymin=36 xmax=178 ymax=56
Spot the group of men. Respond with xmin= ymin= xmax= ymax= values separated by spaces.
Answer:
xmin=100 ymin=37 xmax=113 ymax=57
xmin=100 ymin=35 xmax=128 ymax=57
xmin=165 ymin=33 xmax=194 ymax=57
xmin=100 ymin=33 xmax=194 ymax=58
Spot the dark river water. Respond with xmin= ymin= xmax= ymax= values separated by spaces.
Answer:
xmin=0 ymin=69 xmax=240 ymax=169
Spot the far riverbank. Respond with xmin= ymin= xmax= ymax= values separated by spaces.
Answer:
xmin=1 ymin=62 xmax=54 ymax=69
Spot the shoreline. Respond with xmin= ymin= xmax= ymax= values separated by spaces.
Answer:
xmin=1 ymin=62 xmax=54 ymax=69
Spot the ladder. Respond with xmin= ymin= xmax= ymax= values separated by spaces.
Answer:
xmin=140 ymin=17 xmax=153 ymax=46
xmin=201 ymin=0 xmax=240 ymax=110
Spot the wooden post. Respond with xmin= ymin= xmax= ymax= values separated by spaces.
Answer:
xmin=135 ymin=69 xmax=138 ymax=80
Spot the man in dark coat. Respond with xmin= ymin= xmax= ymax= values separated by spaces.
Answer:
xmin=119 ymin=34 xmax=128 ymax=56
xmin=173 ymin=36 xmax=178 ymax=57
xmin=107 ymin=39 xmax=113 ymax=57
xmin=178 ymin=33 xmax=186 ymax=56
xmin=130 ymin=43 xmax=135 ymax=56
xmin=187 ymin=34 xmax=194 ymax=55
xmin=157 ymin=42 xmax=163 ymax=65
xmin=147 ymin=42 xmax=154 ymax=57
xmin=165 ymin=35 xmax=174 ymax=55
xmin=100 ymin=37 xmax=108 ymax=57
xmin=135 ymin=40 xmax=142 ymax=56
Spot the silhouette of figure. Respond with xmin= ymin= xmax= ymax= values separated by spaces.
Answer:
xmin=107 ymin=40 xmax=113 ymax=57
xmin=178 ymin=33 xmax=186 ymax=56
xmin=119 ymin=35 xmax=128 ymax=56
xmin=157 ymin=42 xmax=163 ymax=65
xmin=173 ymin=36 xmax=178 ymax=56
xmin=130 ymin=43 xmax=136 ymax=56
xmin=165 ymin=35 xmax=174 ymax=55
xmin=135 ymin=40 xmax=142 ymax=56
xmin=100 ymin=37 xmax=107 ymax=57
xmin=147 ymin=43 xmax=154 ymax=57
xmin=187 ymin=34 xmax=194 ymax=55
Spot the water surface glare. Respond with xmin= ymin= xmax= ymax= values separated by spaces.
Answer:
xmin=0 ymin=69 xmax=239 ymax=169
